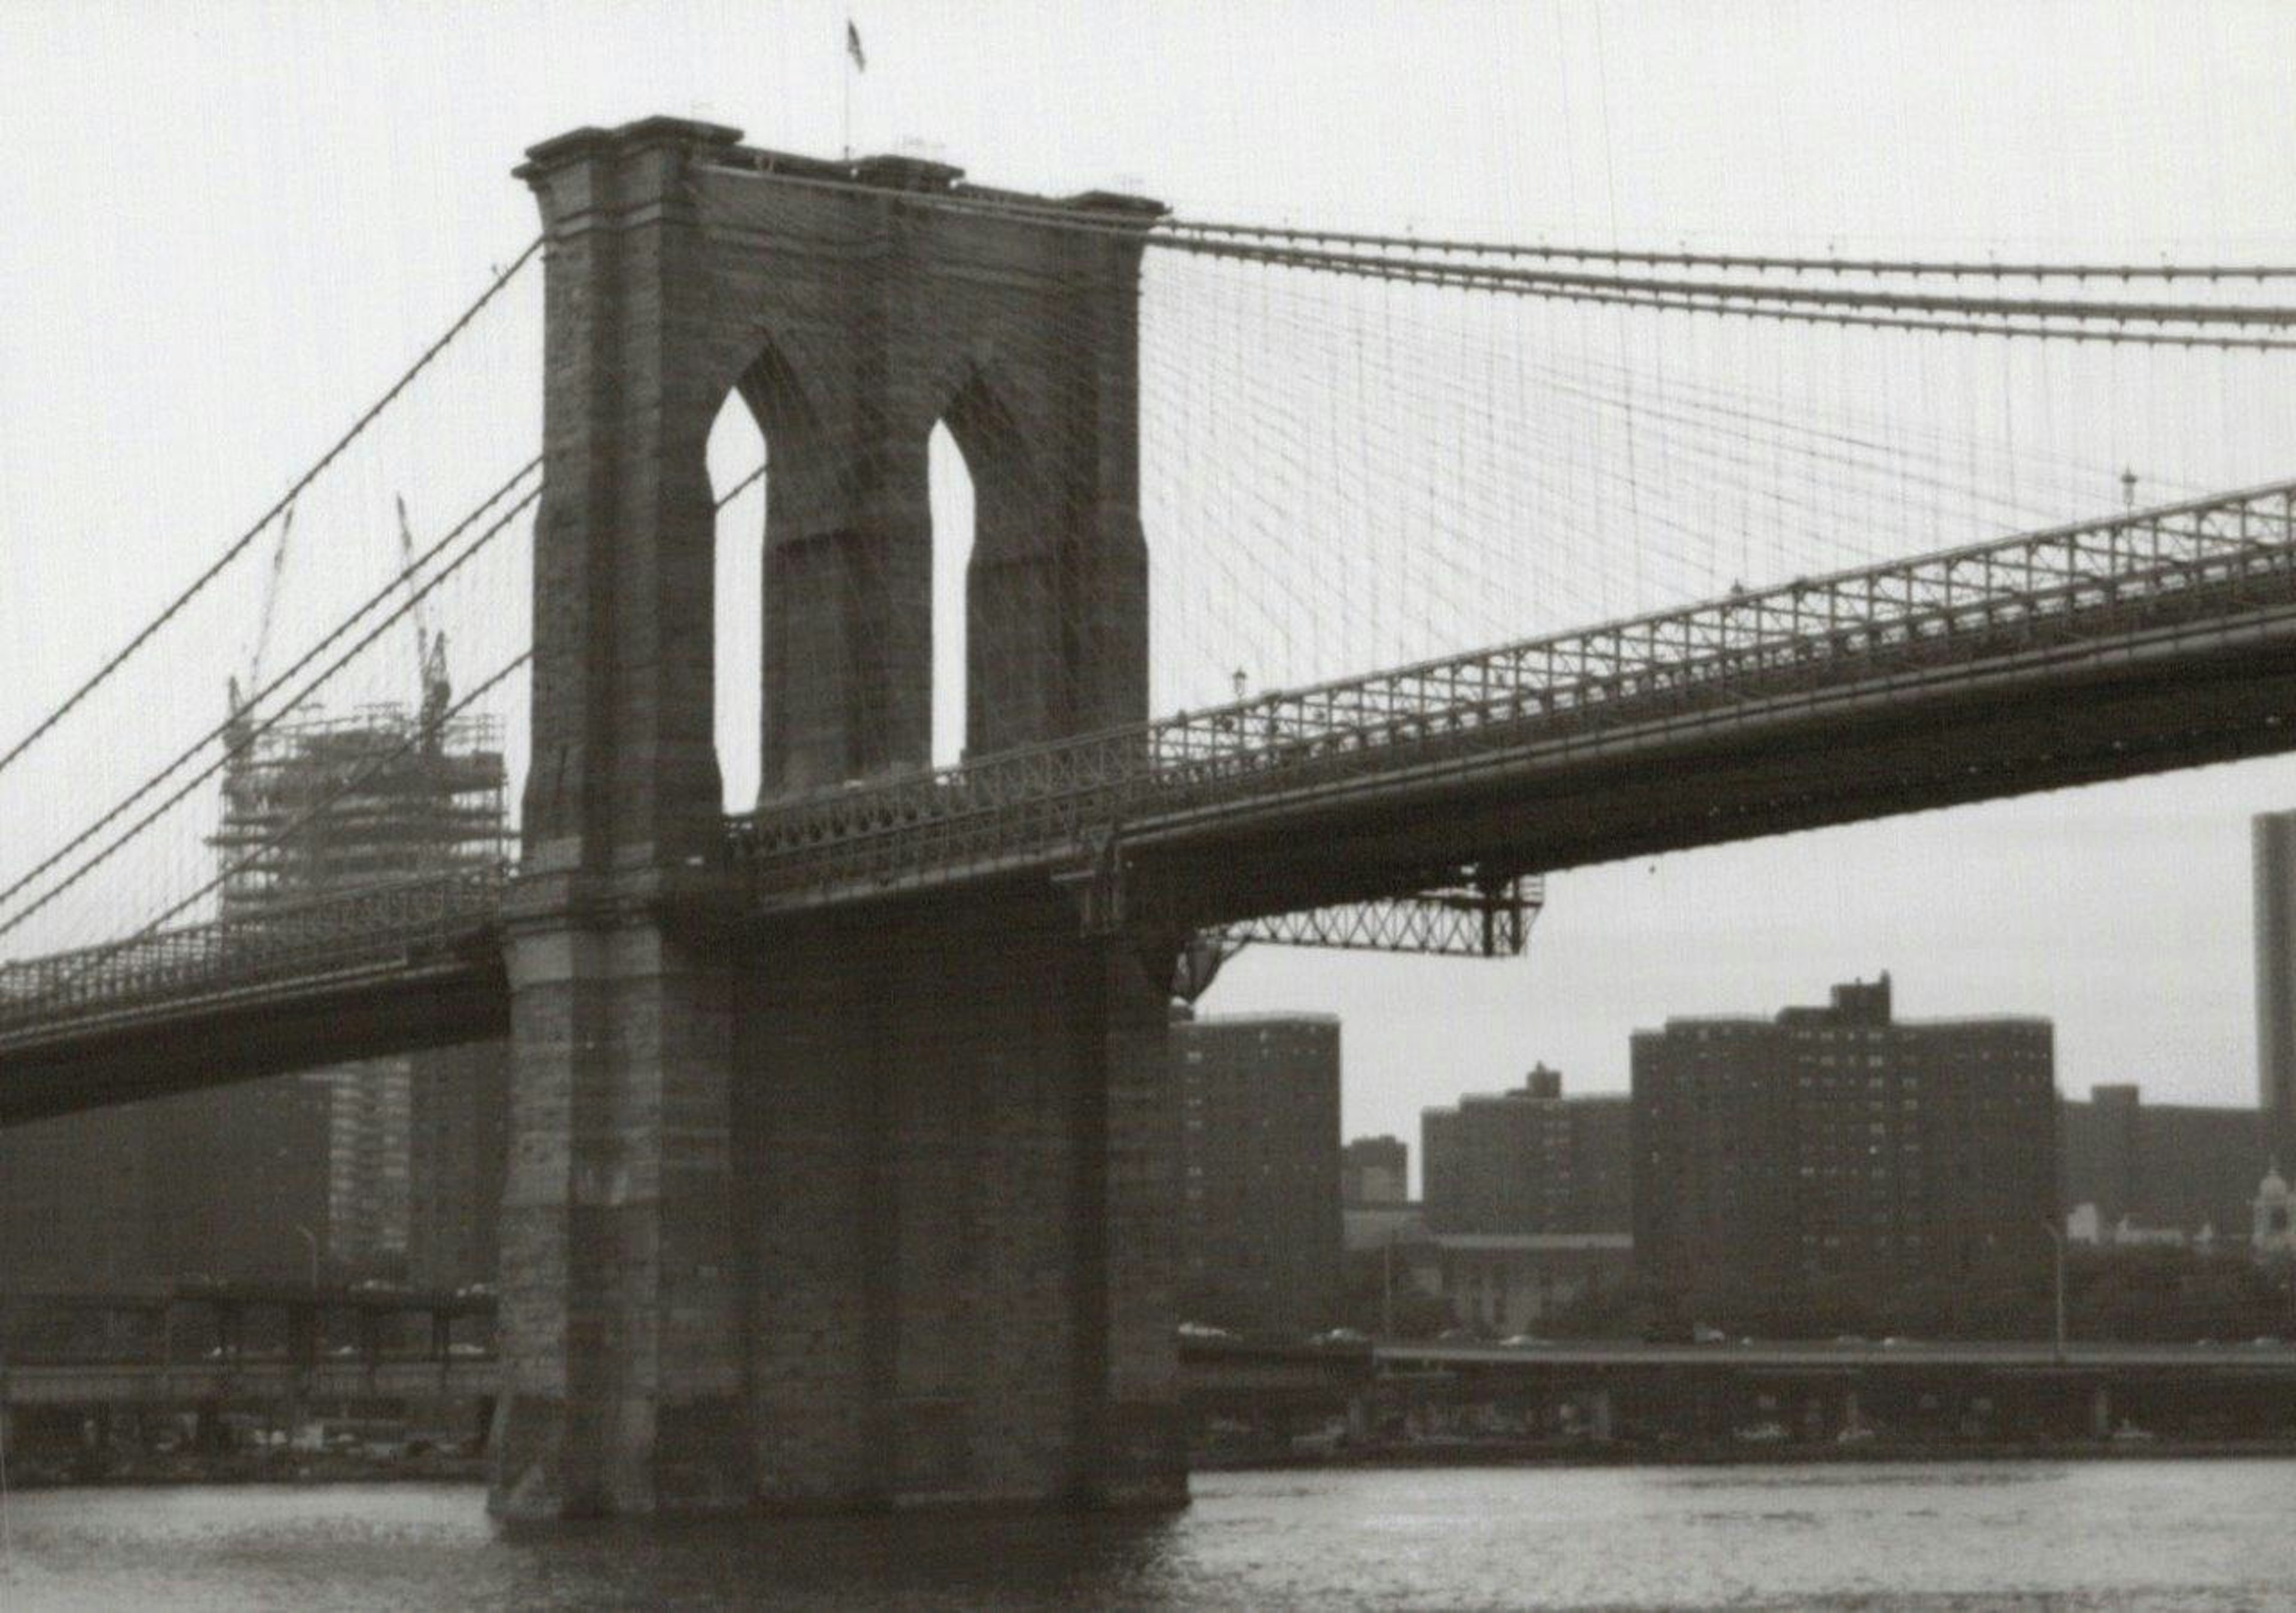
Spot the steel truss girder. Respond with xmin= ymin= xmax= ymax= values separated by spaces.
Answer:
xmin=1206 ymin=875 xmax=1544 ymax=958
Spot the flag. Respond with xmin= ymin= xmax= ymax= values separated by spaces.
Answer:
xmin=846 ymin=20 xmax=866 ymax=72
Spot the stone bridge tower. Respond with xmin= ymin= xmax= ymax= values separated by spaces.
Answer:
xmin=494 ymin=117 xmax=1181 ymax=1518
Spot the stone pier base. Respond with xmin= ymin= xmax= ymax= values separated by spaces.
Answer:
xmin=490 ymin=886 xmax=1186 ymax=1517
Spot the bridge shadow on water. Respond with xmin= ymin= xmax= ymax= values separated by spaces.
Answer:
xmin=0 ymin=1482 xmax=1202 ymax=1612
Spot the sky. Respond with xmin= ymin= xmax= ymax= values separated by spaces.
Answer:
xmin=4 ymin=2 xmax=2296 ymax=1186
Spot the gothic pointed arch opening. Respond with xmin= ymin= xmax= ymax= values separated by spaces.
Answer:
xmin=709 ymin=392 xmax=767 ymax=810
xmin=934 ymin=365 xmax=1053 ymax=760
xmin=926 ymin=423 xmax=973 ymax=768
xmin=709 ymin=336 xmax=821 ymax=811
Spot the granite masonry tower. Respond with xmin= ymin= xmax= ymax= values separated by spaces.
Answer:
xmin=492 ymin=117 xmax=1181 ymax=1518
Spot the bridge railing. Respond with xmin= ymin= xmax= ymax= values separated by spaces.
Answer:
xmin=0 ymin=867 xmax=508 ymax=1036
xmin=730 ymin=478 xmax=2296 ymax=902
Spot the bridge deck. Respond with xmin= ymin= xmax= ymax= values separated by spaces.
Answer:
xmin=5 ymin=479 xmax=2295 ymax=1115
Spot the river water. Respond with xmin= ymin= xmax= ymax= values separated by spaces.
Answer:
xmin=2 ymin=1461 xmax=2292 ymax=1609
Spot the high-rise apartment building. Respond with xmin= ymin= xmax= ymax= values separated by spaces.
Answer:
xmin=407 ymin=1042 xmax=512 ymax=1290
xmin=1174 ymin=1009 xmax=1343 ymax=1335
xmin=1422 ymin=1065 xmax=1631 ymax=1235
xmin=206 ymin=675 xmax=508 ymax=1278
xmin=0 ymin=1101 xmax=160 ymax=1289
xmin=1631 ymin=975 xmax=2057 ymax=1330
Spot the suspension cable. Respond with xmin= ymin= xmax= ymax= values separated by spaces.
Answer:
xmin=0 ymin=459 xmax=539 ymax=924
xmin=1155 ymin=215 xmax=2296 ymax=284
xmin=0 ymin=236 xmax=544 ymax=786
xmin=0 ymin=483 xmax=541 ymax=943
xmin=693 ymin=164 xmax=2296 ymax=343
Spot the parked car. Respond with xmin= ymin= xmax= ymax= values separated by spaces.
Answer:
xmin=1499 ymin=1334 xmax=1553 ymax=1349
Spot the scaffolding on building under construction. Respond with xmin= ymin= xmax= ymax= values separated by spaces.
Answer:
xmin=210 ymin=650 xmax=510 ymax=926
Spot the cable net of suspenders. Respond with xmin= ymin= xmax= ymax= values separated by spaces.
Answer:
xmin=8 ymin=154 xmax=2296 ymax=998
xmin=0 ymin=245 xmax=548 ymax=985
xmin=698 ymin=166 xmax=2296 ymax=805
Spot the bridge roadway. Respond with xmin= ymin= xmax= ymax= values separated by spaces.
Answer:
xmin=5 ymin=478 xmax=2296 ymax=1121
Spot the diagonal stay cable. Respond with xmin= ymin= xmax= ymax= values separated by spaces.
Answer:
xmin=0 ymin=236 xmax=544 ymax=786
xmin=0 ymin=458 xmax=540 ymax=925
xmin=20 ymin=651 xmax=533 ymax=1011
xmin=13 ymin=458 xmax=769 ymax=994
xmin=0 ymin=481 xmax=541 ymax=943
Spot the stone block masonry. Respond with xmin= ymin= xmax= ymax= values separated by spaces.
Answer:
xmin=491 ymin=116 xmax=1177 ymax=1517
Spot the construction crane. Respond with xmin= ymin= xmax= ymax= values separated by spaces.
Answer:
xmin=395 ymin=494 xmax=451 ymax=740
xmin=226 ymin=503 xmax=295 ymax=725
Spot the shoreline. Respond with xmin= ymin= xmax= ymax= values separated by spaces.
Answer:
xmin=1200 ymin=1435 xmax=2296 ymax=1471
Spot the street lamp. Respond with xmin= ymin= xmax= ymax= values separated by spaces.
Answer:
xmin=2041 ymin=1219 xmax=2066 ymax=1364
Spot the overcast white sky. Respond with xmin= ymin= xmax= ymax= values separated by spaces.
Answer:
xmin=5 ymin=2 xmax=2296 ymax=1182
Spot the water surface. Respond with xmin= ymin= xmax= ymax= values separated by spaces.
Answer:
xmin=4 ymin=1460 xmax=2292 ymax=1609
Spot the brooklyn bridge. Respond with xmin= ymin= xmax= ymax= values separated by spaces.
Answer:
xmin=4 ymin=115 xmax=2294 ymax=1518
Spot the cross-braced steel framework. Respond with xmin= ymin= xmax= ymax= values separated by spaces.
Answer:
xmin=1207 ymin=878 xmax=1545 ymax=957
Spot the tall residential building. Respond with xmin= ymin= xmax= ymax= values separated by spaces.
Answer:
xmin=1342 ymin=1135 xmax=1409 ymax=1207
xmin=1631 ymin=974 xmax=2058 ymax=1328
xmin=2060 ymin=1083 xmax=2264 ymax=1240
xmin=0 ymin=1064 xmax=337 ymax=1290
xmin=2257 ymin=811 xmax=2296 ymax=1163
xmin=1174 ymin=1009 xmax=1343 ymax=1335
xmin=0 ymin=1102 xmax=159 ymax=1290
xmin=205 ymin=673 xmax=508 ymax=1277
xmin=1421 ymin=1065 xmax=1631 ymax=1235
xmin=407 ymin=1041 xmax=512 ymax=1290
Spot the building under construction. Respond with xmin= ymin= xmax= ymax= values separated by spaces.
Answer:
xmin=212 ymin=647 xmax=509 ymax=923
xmin=199 ymin=645 xmax=511 ymax=1277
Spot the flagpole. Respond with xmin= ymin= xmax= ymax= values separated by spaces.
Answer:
xmin=841 ymin=20 xmax=852 ymax=161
